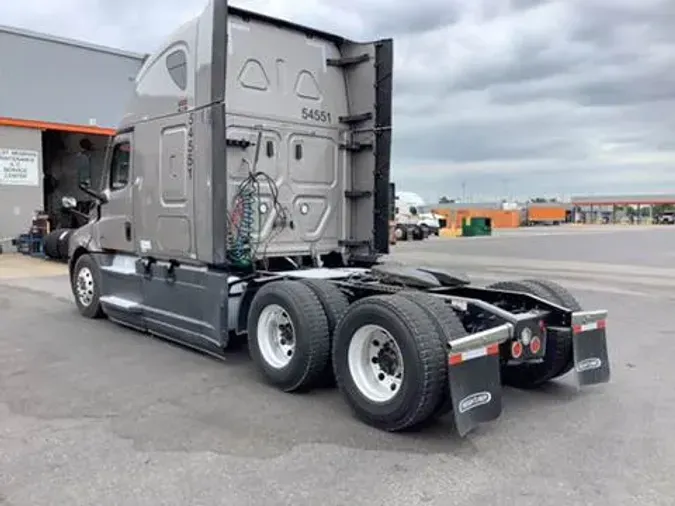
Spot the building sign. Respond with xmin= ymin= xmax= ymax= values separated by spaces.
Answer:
xmin=0 ymin=148 xmax=40 ymax=186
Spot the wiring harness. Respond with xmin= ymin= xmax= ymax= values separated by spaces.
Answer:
xmin=227 ymin=180 xmax=256 ymax=267
xmin=226 ymin=131 xmax=290 ymax=269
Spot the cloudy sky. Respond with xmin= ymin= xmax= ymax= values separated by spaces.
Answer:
xmin=2 ymin=0 xmax=675 ymax=202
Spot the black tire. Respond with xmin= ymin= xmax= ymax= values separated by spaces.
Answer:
xmin=486 ymin=279 xmax=574 ymax=389
xmin=332 ymin=294 xmax=446 ymax=432
xmin=412 ymin=226 xmax=424 ymax=241
xmin=397 ymin=291 xmax=468 ymax=417
xmin=522 ymin=278 xmax=582 ymax=311
xmin=247 ymin=280 xmax=331 ymax=393
xmin=521 ymin=278 xmax=582 ymax=379
xmin=56 ymin=229 xmax=73 ymax=260
xmin=299 ymin=278 xmax=351 ymax=386
xmin=43 ymin=230 xmax=61 ymax=259
xmin=71 ymin=253 xmax=105 ymax=319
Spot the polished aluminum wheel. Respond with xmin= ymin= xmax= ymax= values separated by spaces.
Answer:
xmin=76 ymin=266 xmax=95 ymax=307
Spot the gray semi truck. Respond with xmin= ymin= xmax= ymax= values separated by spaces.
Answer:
xmin=67 ymin=0 xmax=610 ymax=436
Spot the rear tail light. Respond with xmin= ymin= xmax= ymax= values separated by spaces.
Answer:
xmin=511 ymin=341 xmax=523 ymax=359
xmin=530 ymin=336 xmax=542 ymax=354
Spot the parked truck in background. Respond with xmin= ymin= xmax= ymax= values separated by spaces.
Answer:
xmin=394 ymin=191 xmax=442 ymax=240
xmin=66 ymin=0 xmax=611 ymax=437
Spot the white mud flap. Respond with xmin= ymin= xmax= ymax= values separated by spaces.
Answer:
xmin=447 ymin=323 xmax=512 ymax=437
xmin=571 ymin=310 xmax=611 ymax=386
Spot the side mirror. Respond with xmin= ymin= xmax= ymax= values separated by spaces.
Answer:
xmin=78 ymin=183 xmax=109 ymax=204
xmin=410 ymin=206 xmax=418 ymax=216
xmin=62 ymin=196 xmax=77 ymax=209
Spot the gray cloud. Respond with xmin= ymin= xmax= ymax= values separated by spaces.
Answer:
xmin=2 ymin=0 xmax=674 ymax=202
xmin=318 ymin=0 xmax=462 ymax=36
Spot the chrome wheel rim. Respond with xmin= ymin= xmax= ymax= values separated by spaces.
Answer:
xmin=76 ymin=267 xmax=95 ymax=307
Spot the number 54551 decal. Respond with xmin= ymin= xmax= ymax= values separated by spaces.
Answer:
xmin=301 ymin=107 xmax=332 ymax=123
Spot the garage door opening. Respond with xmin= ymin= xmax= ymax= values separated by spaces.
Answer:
xmin=41 ymin=129 xmax=110 ymax=230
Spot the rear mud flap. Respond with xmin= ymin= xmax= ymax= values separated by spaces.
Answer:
xmin=447 ymin=323 xmax=512 ymax=437
xmin=572 ymin=310 xmax=610 ymax=386
xmin=448 ymin=351 xmax=503 ymax=437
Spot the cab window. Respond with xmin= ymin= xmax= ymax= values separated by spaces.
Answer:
xmin=109 ymin=141 xmax=131 ymax=191
xmin=166 ymin=49 xmax=187 ymax=90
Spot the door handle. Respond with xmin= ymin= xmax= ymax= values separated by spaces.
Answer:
xmin=124 ymin=221 xmax=132 ymax=242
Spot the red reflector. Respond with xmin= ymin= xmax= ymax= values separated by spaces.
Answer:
xmin=487 ymin=343 xmax=500 ymax=356
xmin=530 ymin=336 xmax=541 ymax=354
xmin=573 ymin=319 xmax=606 ymax=334
xmin=511 ymin=341 xmax=523 ymax=359
xmin=448 ymin=354 xmax=462 ymax=366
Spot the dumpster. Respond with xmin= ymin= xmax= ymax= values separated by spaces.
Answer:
xmin=462 ymin=216 xmax=492 ymax=237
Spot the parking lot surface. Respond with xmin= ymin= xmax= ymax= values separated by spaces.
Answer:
xmin=1 ymin=225 xmax=674 ymax=506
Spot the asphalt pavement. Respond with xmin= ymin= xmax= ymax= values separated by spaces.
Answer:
xmin=1 ymin=224 xmax=674 ymax=506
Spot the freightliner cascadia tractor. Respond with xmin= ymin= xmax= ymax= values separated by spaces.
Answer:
xmin=67 ymin=0 xmax=610 ymax=436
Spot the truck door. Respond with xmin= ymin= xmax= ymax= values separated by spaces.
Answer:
xmin=96 ymin=133 xmax=134 ymax=253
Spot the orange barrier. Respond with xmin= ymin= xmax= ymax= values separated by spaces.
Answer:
xmin=439 ymin=226 xmax=462 ymax=238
